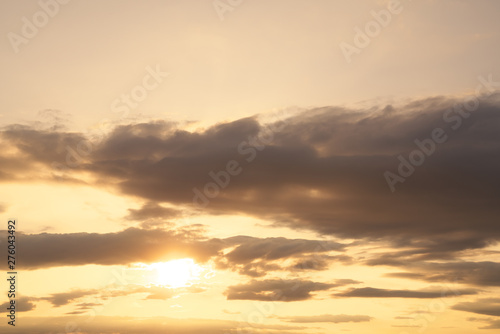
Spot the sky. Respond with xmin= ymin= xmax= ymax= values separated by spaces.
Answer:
xmin=1 ymin=0 xmax=500 ymax=333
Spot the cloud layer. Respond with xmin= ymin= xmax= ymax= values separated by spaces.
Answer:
xmin=225 ymin=279 xmax=355 ymax=302
xmin=2 ymin=94 xmax=500 ymax=258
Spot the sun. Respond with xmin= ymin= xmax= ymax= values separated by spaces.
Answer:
xmin=149 ymin=258 xmax=202 ymax=288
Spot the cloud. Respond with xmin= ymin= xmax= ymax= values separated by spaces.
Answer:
xmin=223 ymin=236 xmax=345 ymax=262
xmin=0 ymin=290 xmax=104 ymax=314
xmin=278 ymin=314 xmax=372 ymax=323
xmin=336 ymin=287 xmax=478 ymax=298
xmin=74 ymin=302 xmax=103 ymax=310
xmin=385 ymin=273 xmax=427 ymax=280
xmin=217 ymin=236 xmax=347 ymax=277
xmin=65 ymin=302 xmax=104 ymax=315
xmin=0 ymin=284 xmax=192 ymax=316
xmin=480 ymin=319 xmax=500 ymax=329
xmin=0 ymin=297 xmax=38 ymax=312
xmin=225 ymin=279 xmax=342 ymax=302
xmin=289 ymin=254 xmax=353 ymax=271
xmin=0 ymin=290 xmax=101 ymax=314
xmin=35 ymin=109 xmax=72 ymax=131
xmin=136 ymin=286 xmax=176 ymax=300
xmin=43 ymin=289 xmax=100 ymax=307
xmin=365 ymin=236 xmax=498 ymax=266
xmin=11 ymin=227 xmax=223 ymax=270
xmin=5 ymin=226 xmax=351 ymax=275
xmin=221 ymin=261 xmax=282 ymax=278
xmin=0 ymin=290 xmax=103 ymax=314
xmin=125 ymin=202 xmax=181 ymax=221
xmin=333 ymin=279 xmax=363 ymax=285
xmin=381 ymin=261 xmax=500 ymax=287
xmin=2 ymin=93 xmax=500 ymax=289
xmin=465 ymin=314 xmax=500 ymax=329
xmin=452 ymin=298 xmax=500 ymax=317
xmin=65 ymin=311 xmax=88 ymax=315
xmin=1 ymin=315 xmax=306 ymax=334
xmin=1 ymin=124 xmax=87 ymax=169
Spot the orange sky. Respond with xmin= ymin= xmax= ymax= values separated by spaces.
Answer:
xmin=1 ymin=1 xmax=500 ymax=333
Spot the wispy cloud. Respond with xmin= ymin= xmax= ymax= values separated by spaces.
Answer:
xmin=335 ymin=287 xmax=478 ymax=298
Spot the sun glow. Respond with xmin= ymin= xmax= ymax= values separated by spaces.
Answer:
xmin=149 ymin=258 xmax=202 ymax=288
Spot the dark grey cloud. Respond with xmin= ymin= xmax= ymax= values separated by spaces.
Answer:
xmin=225 ymin=279 xmax=345 ymax=302
xmin=278 ymin=314 xmax=372 ymax=323
xmin=335 ymin=287 xmax=478 ymax=299
xmin=125 ymin=202 xmax=181 ymax=221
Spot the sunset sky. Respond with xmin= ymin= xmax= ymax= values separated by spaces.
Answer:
xmin=1 ymin=0 xmax=500 ymax=333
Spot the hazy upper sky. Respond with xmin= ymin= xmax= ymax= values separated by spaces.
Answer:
xmin=1 ymin=1 xmax=500 ymax=333
xmin=1 ymin=0 xmax=500 ymax=128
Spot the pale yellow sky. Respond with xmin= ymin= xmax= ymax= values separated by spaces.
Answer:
xmin=1 ymin=0 xmax=499 ymax=130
